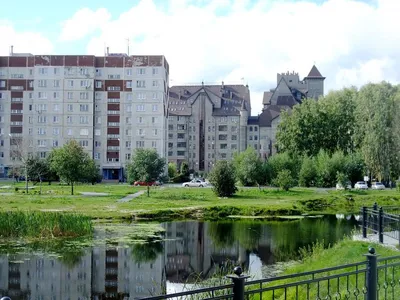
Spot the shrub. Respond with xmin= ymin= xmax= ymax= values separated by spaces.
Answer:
xmin=208 ymin=161 xmax=237 ymax=197
xmin=299 ymin=156 xmax=317 ymax=187
xmin=273 ymin=169 xmax=295 ymax=191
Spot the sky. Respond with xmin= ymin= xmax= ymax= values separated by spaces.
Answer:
xmin=1 ymin=0 xmax=399 ymax=115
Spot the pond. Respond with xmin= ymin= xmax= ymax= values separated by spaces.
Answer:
xmin=0 ymin=215 xmax=358 ymax=299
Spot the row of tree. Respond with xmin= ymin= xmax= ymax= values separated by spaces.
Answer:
xmin=276 ymin=82 xmax=400 ymax=182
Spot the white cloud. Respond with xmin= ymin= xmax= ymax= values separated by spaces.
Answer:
xmin=61 ymin=0 xmax=400 ymax=114
xmin=59 ymin=8 xmax=111 ymax=41
xmin=0 ymin=22 xmax=53 ymax=55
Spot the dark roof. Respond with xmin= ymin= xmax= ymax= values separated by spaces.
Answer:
xmin=276 ymin=95 xmax=299 ymax=107
xmin=168 ymin=84 xmax=251 ymax=116
xmin=305 ymin=65 xmax=325 ymax=78
xmin=258 ymin=105 xmax=290 ymax=127
xmin=248 ymin=116 xmax=259 ymax=125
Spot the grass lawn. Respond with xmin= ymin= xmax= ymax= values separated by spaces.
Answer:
xmin=253 ymin=238 xmax=400 ymax=299
xmin=0 ymin=182 xmax=399 ymax=219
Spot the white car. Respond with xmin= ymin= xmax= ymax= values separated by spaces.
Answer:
xmin=182 ymin=179 xmax=207 ymax=187
xmin=354 ymin=181 xmax=368 ymax=190
xmin=372 ymin=182 xmax=385 ymax=190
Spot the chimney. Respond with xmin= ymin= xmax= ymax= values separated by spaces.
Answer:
xmin=10 ymin=45 xmax=14 ymax=56
xmin=178 ymin=90 xmax=181 ymax=99
xmin=221 ymin=81 xmax=224 ymax=89
xmin=106 ymin=47 xmax=109 ymax=56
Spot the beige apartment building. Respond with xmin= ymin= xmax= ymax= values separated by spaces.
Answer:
xmin=0 ymin=52 xmax=169 ymax=180
xmin=167 ymin=65 xmax=325 ymax=172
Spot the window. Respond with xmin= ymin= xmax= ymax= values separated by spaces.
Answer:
xmin=53 ymin=92 xmax=60 ymax=99
xmin=54 ymin=68 xmax=60 ymax=75
xmin=126 ymin=117 xmax=131 ymax=124
xmin=80 ymin=80 xmax=89 ymax=87
xmin=80 ymin=129 xmax=89 ymax=136
xmin=53 ymin=80 xmax=60 ymax=87
xmin=231 ymin=144 xmax=237 ymax=150
xmin=137 ymin=129 xmax=144 ymax=136
xmin=95 ymin=117 xmax=101 ymax=124
xmin=152 ymin=117 xmax=157 ymax=124
xmin=79 ymin=140 xmax=89 ymax=147
xmin=136 ymin=141 xmax=144 ymax=148
xmin=126 ymin=141 xmax=131 ymax=148
xmin=80 ymin=68 xmax=88 ymax=75
xmin=137 ymin=68 xmax=146 ymax=75
xmin=38 ymin=68 xmax=47 ymax=75
xmin=137 ymin=92 xmax=146 ymax=100
xmin=249 ymin=126 xmax=253 ymax=132
xmin=126 ymin=69 xmax=132 ymax=76
xmin=80 ymin=116 xmax=89 ymax=124
xmin=96 ymin=69 xmax=102 ymax=76
xmin=37 ymin=104 xmax=47 ymax=111
xmin=37 ymin=128 xmax=46 ymax=135
xmin=125 ymin=129 xmax=131 ymax=136
xmin=68 ymin=80 xmax=74 ymax=87
xmin=94 ymin=153 xmax=100 ymax=160
xmin=153 ymin=129 xmax=158 ymax=136
xmin=232 ymin=135 xmax=237 ymax=141
xmin=136 ymin=80 xmax=146 ymax=88
xmin=168 ymin=125 xmax=173 ymax=130
xmin=95 ymin=141 xmax=101 ymax=147
xmin=0 ymin=81 xmax=5 ymax=88
xmin=152 ymin=104 xmax=158 ymax=111
xmin=80 ymin=104 xmax=89 ymax=112
xmin=219 ymin=134 xmax=227 ymax=141
xmin=254 ymin=127 xmax=258 ymax=132
xmin=38 ymin=92 xmax=47 ymax=99
xmin=136 ymin=105 xmax=145 ymax=111
xmin=67 ymin=104 xmax=73 ymax=112
xmin=168 ymin=133 xmax=173 ymax=139
xmin=67 ymin=116 xmax=73 ymax=124
xmin=220 ymin=144 xmax=227 ymax=149
xmin=231 ymin=126 xmax=237 ymax=132
xmin=152 ymin=80 xmax=159 ymax=87
xmin=126 ymin=93 xmax=133 ymax=101
xmin=37 ymin=116 xmax=47 ymax=123
xmin=125 ymin=153 xmax=131 ymax=160
xmin=79 ymin=92 xmax=88 ymax=100
xmin=38 ymin=80 xmax=47 ymax=87
xmin=53 ymin=140 xmax=59 ymax=147
xmin=53 ymin=128 xmax=60 ymax=135
xmin=152 ymin=141 xmax=157 ymax=148
xmin=218 ymin=125 xmax=228 ymax=131
xmin=177 ymin=133 xmax=185 ymax=139
xmin=126 ymin=81 xmax=132 ymax=88
xmin=95 ymin=81 xmax=102 ymax=88
xmin=152 ymin=68 xmax=158 ymax=75
xmin=67 ymin=128 xmax=73 ymax=136
xmin=37 ymin=140 xmax=47 ymax=147
xmin=152 ymin=93 xmax=158 ymax=99
xmin=95 ymin=129 xmax=101 ymax=136
xmin=137 ymin=117 xmax=143 ymax=124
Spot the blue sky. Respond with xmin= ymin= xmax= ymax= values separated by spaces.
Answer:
xmin=0 ymin=0 xmax=397 ymax=115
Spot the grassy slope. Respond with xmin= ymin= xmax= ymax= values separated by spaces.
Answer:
xmin=259 ymin=239 xmax=400 ymax=299
xmin=0 ymin=183 xmax=399 ymax=219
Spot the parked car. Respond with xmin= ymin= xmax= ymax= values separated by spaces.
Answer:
xmin=336 ymin=182 xmax=352 ymax=190
xmin=371 ymin=182 xmax=385 ymax=190
xmin=354 ymin=181 xmax=368 ymax=190
xmin=133 ymin=181 xmax=162 ymax=186
xmin=182 ymin=179 xmax=207 ymax=187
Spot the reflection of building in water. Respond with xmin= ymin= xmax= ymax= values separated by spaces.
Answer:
xmin=163 ymin=221 xmax=249 ymax=283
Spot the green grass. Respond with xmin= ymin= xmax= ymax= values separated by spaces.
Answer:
xmin=0 ymin=183 xmax=399 ymax=220
xmin=0 ymin=211 xmax=93 ymax=238
xmin=249 ymin=238 xmax=400 ymax=299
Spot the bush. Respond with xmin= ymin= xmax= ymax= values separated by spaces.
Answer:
xmin=208 ymin=161 xmax=237 ymax=197
xmin=273 ymin=169 xmax=295 ymax=191
xmin=267 ymin=152 xmax=300 ymax=183
xmin=299 ymin=156 xmax=317 ymax=187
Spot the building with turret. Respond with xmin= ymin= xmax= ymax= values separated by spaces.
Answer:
xmin=167 ymin=65 xmax=325 ymax=171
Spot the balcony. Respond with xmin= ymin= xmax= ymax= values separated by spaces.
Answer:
xmin=11 ymin=110 xmax=23 ymax=114
xmin=11 ymin=98 xmax=23 ymax=102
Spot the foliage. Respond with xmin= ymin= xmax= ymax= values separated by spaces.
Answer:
xmin=273 ymin=169 xmax=295 ymax=191
xmin=233 ymin=147 xmax=264 ymax=186
xmin=315 ymin=150 xmax=347 ymax=187
xmin=168 ymin=162 xmax=178 ymax=181
xmin=208 ymin=160 xmax=238 ymax=197
xmin=82 ymin=159 xmax=102 ymax=184
xmin=354 ymin=82 xmax=400 ymax=182
xmin=131 ymin=239 xmax=164 ymax=263
xmin=344 ymin=152 xmax=365 ymax=185
xmin=126 ymin=148 xmax=165 ymax=196
xmin=0 ymin=211 xmax=92 ymax=238
xmin=276 ymin=88 xmax=357 ymax=156
xmin=49 ymin=140 xmax=93 ymax=195
xmin=267 ymin=152 xmax=300 ymax=183
xmin=336 ymin=172 xmax=350 ymax=190
xmin=298 ymin=156 xmax=317 ymax=187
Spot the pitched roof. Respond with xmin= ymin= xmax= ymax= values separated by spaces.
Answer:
xmin=262 ymin=92 xmax=273 ymax=105
xmin=168 ymin=84 xmax=251 ymax=116
xmin=305 ymin=65 xmax=325 ymax=78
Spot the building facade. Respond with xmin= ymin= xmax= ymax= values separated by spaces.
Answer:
xmin=167 ymin=65 xmax=325 ymax=172
xmin=0 ymin=53 xmax=169 ymax=180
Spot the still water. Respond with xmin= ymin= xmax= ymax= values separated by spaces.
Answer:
xmin=0 ymin=216 xmax=358 ymax=299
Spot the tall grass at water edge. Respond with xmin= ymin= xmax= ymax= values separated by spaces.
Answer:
xmin=0 ymin=211 xmax=93 ymax=238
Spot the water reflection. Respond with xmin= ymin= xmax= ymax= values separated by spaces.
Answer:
xmin=0 ymin=216 xmax=358 ymax=299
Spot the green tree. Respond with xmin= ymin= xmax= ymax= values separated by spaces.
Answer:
xmin=233 ymin=147 xmax=263 ymax=186
xmin=208 ymin=160 xmax=237 ymax=197
xmin=298 ymin=156 xmax=317 ymax=187
xmin=276 ymin=88 xmax=357 ymax=156
xmin=26 ymin=156 xmax=50 ymax=194
xmin=126 ymin=148 xmax=165 ymax=197
xmin=315 ymin=150 xmax=347 ymax=187
xmin=273 ymin=169 xmax=295 ymax=191
xmin=131 ymin=240 xmax=163 ymax=263
xmin=168 ymin=162 xmax=178 ymax=181
xmin=336 ymin=172 xmax=350 ymax=190
xmin=49 ymin=140 xmax=91 ymax=195
xmin=267 ymin=152 xmax=300 ymax=183
xmin=354 ymin=82 xmax=400 ymax=182
xmin=83 ymin=160 xmax=102 ymax=185
xmin=344 ymin=152 xmax=365 ymax=185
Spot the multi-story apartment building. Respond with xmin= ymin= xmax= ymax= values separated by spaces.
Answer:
xmin=167 ymin=65 xmax=325 ymax=172
xmin=0 ymin=52 xmax=169 ymax=180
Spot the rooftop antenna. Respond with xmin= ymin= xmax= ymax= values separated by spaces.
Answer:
xmin=10 ymin=45 xmax=14 ymax=56
xmin=126 ymin=38 xmax=130 ymax=56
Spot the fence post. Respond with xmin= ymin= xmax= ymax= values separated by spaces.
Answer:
xmin=378 ymin=207 xmax=384 ymax=243
xmin=362 ymin=206 xmax=367 ymax=238
xmin=365 ymin=247 xmax=378 ymax=300
xmin=372 ymin=203 xmax=378 ymax=233
xmin=373 ymin=202 xmax=378 ymax=211
xmin=227 ymin=266 xmax=250 ymax=300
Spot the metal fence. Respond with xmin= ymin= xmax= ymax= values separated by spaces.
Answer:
xmin=140 ymin=248 xmax=400 ymax=300
xmin=361 ymin=203 xmax=400 ymax=244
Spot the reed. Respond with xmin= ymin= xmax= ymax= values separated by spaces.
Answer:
xmin=0 ymin=211 xmax=93 ymax=238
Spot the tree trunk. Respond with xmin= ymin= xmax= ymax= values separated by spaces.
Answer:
xmin=147 ymin=185 xmax=150 ymax=197
xmin=25 ymin=172 xmax=28 ymax=194
xmin=71 ymin=182 xmax=74 ymax=195
xmin=39 ymin=178 xmax=42 ymax=195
